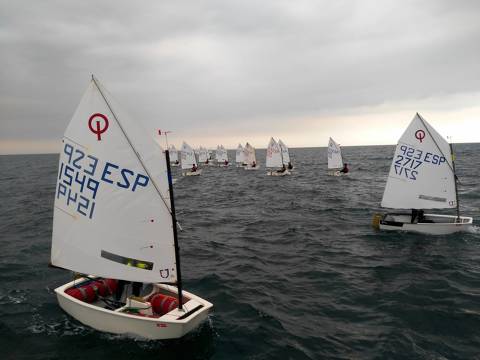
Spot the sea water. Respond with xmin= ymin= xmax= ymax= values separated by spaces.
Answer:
xmin=1 ymin=144 xmax=479 ymax=359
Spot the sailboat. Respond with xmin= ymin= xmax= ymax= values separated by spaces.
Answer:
xmin=235 ymin=144 xmax=246 ymax=167
xmin=169 ymin=145 xmax=180 ymax=167
xmin=327 ymin=138 xmax=348 ymax=176
xmin=373 ymin=113 xmax=473 ymax=235
xmin=197 ymin=147 xmax=210 ymax=166
xmin=216 ymin=145 xmax=229 ymax=167
xmin=278 ymin=139 xmax=293 ymax=170
xmin=51 ymin=76 xmax=212 ymax=339
xmin=181 ymin=142 xmax=201 ymax=176
xmin=244 ymin=142 xmax=260 ymax=170
xmin=266 ymin=138 xmax=290 ymax=176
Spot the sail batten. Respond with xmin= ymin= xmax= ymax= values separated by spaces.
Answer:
xmin=52 ymin=78 xmax=177 ymax=283
xmin=381 ymin=113 xmax=456 ymax=210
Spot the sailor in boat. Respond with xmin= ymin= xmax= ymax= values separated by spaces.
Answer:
xmin=115 ymin=280 xmax=143 ymax=301
xmin=224 ymin=160 xmax=229 ymax=166
xmin=276 ymin=164 xmax=287 ymax=173
xmin=287 ymin=162 xmax=293 ymax=170
xmin=411 ymin=209 xmax=427 ymax=224
xmin=175 ymin=160 xmax=179 ymax=165
xmin=191 ymin=164 xmax=198 ymax=172
xmin=205 ymin=159 xmax=209 ymax=165
xmin=252 ymin=160 xmax=257 ymax=168
xmin=340 ymin=163 xmax=349 ymax=174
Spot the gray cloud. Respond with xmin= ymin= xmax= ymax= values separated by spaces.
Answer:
xmin=1 ymin=0 xmax=480 ymax=146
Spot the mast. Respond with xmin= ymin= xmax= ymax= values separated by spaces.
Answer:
xmin=165 ymin=150 xmax=183 ymax=310
xmin=449 ymin=142 xmax=461 ymax=222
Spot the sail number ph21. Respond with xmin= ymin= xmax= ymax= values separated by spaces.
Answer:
xmin=394 ymin=144 xmax=446 ymax=181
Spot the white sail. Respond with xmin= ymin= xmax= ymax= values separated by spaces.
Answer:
xmin=266 ymin=138 xmax=283 ymax=168
xmin=278 ymin=139 xmax=290 ymax=165
xmin=328 ymin=137 xmax=343 ymax=169
xmin=216 ymin=145 xmax=228 ymax=162
xmin=51 ymin=77 xmax=177 ymax=284
xmin=236 ymin=144 xmax=245 ymax=163
xmin=381 ymin=113 xmax=456 ymax=209
xmin=169 ymin=145 xmax=178 ymax=163
xmin=198 ymin=147 xmax=208 ymax=163
xmin=244 ymin=143 xmax=257 ymax=165
xmin=181 ymin=142 xmax=197 ymax=169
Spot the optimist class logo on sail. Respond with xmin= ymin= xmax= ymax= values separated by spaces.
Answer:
xmin=415 ymin=130 xmax=426 ymax=143
xmin=56 ymin=139 xmax=150 ymax=219
xmin=88 ymin=113 xmax=109 ymax=141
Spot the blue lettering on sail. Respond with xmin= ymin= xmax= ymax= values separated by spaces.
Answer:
xmin=394 ymin=144 xmax=447 ymax=181
xmin=57 ymin=141 xmax=150 ymax=219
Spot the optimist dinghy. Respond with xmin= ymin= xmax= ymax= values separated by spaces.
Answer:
xmin=181 ymin=142 xmax=202 ymax=176
xmin=278 ymin=139 xmax=293 ymax=171
xmin=169 ymin=145 xmax=180 ymax=167
xmin=236 ymin=144 xmax=247 ymax=167
xmin=51 ymin=76 xmax=212 ymax=339
xmin=216 ymin=145 xmax=229 ymax=167
xmin=266 ymin=138 xmax=290 ymax=176
xmin=244 ymin=142 xmax=260 ymax=170
xmin=327 ymin=138 xmax=348 ymax=176
xmin=373 ymin=113 xmax=473 ymax=235
xmin=198 ymin=147 xmax=210 ymax=166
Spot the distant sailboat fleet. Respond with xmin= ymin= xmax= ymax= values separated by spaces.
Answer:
xmin=49 ymin=77 xmax=475 ymax=341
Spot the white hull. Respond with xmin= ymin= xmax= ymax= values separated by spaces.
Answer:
xmin=218 ymin=164 xmax=230 ymax=167
xmin=55 ymin=279 xmax=212 ymax=340
xmin=170 ymin=163 xmax=180 ymax=167
xmin=183 ymin=169 xmax=202 ymax=176
xmin=379 ymin=213 xmax=473 ymax=235
xmin=245 ymin=165 xmax=260 ymax=170
xmin=328 ymin=170 xmax=348 ymax=177
xmin=266 ymin=170 xmax=291 ymax=176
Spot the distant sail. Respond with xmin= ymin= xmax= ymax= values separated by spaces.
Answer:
xmin=181 ymin=142 xmax=197 ymax=169
xmin=278 ymin=139 xmax=290 ymax=165
xmin=327 ymin=138 xmax=343 ymax=169
xmin=169 ymin=145 xmax=178 ymax=163
xmin=198 ymin=147 xmax=208 ymax=163
xmin=381 ymin=113 xmax=456 ymax=209
xmin=236 ymin=144 xmax=245 ymax=163
xmin=51 ymin=77 xmax=177 ymax=283
xmin=216 ymin=145 xmax=228 ymax=162
xmin=244 ymin=142 xmax=256 ymax=165
xmin=266 ymin=138 xmax=283 ymax=168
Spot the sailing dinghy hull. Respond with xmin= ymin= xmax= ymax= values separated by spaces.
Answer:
xmin=245 ymin=166 xmax=260 ymax=170
xmin=266 ymin=170 xmax=291 ymax=176
xmin=55 ymin=279 xmax=212 ymax=340
xmin=183 ymin=169 xmax=202 ymax=176
xmin=328 ymin=170 xmax=348 ymax=177
xmin=377 ymin=213 xmax=473 ymax=235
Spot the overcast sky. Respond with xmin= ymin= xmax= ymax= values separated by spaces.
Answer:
xmin=1 ymin=0 xmax=480 ymax=154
